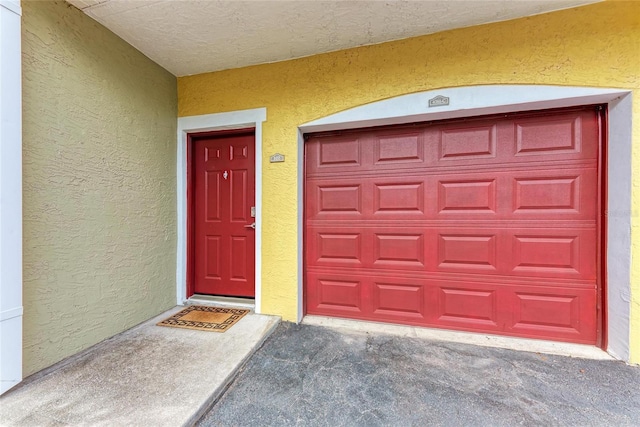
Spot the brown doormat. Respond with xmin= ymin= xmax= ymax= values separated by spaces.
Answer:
xmin=157 ymin=305 xmax=249 ymax=332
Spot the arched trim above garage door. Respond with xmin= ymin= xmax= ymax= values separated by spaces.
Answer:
xmin=297 ymin=85 xmax=632 ymax=361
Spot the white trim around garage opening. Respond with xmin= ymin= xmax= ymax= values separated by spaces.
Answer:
xmin=0 ymin=0 xmax=23 ymax=395
xmin=298 ymin=85 xmax=632 ymax=362
xmin=177 ymin=108 xmax=267 ymax=313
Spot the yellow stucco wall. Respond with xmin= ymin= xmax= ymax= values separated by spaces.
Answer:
xmin=22 ymin=1 xmax=177 ymax=376
xmin=178 ymin=2 xmax=640 ymax=362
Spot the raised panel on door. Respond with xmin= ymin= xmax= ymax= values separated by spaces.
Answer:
xmin=435 ymin=283 xmax=500 ymax=329
xmin=507 ymin=285 xmax=597 ymax=343
xmin=306 ymin=272 xmax=365 ymax=316
xmin=306 ymin=180 xmax=365 ymax=221
xmin=305 ymin=135 xmax=366 ymax=175
xmin=509 ymin=229 xmax=597 ymax=280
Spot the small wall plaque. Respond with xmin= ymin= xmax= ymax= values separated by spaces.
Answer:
xmin=270 ymin=153 xmax=285 ymax=163
xmin=428 ymin=95 xmax=450 ymax=108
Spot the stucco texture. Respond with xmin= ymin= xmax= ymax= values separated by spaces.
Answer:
xmin=178 ymin=1 xmax=640 ymax=362
xmin=22 ymin=1 xmax=177 ymax=376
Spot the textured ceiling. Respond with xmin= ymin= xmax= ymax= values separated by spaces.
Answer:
xmin=67 ymin=0 xmax=602 ymax=76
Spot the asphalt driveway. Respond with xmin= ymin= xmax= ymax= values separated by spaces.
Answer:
xmin=197 ymin=322 xmax=639 ymax=427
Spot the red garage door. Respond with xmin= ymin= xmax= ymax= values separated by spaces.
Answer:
xmin=304 ymin=106 xmax=603 ymax=345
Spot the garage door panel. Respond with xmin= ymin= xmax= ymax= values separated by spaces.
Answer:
xmin=305 ymin=106 xmax=601 ymax=345
xmin=513 ymin=114 xmax=598 ymax=160
xmin=508 ymin=287 xmax=597 ymax=343
xmin=437 ymin=178 xmax=497 ymax=214
xmin=436 ymin=233 xmax=498 ymax=272
xmin=436 ymin=285 xmax=499 ymax=328
xmin=512 ymin=168 xmax=597 ymax=218
xmin=438 ymin=124 xmax=497 ymax=161
xmin=309 ymin=276 xmax=364 ymax=314
xmin=514 ymin=176 xmax=580 ymax=213
xmin=515 ymin=116 xmax=582 ymax=154
xmin=306 ymin=109 xmax=598 ymax=178
xmin=374 ymin=181 xmax=425 ymax=214
xmin=319 ymin=136 xmax=361 ymax=166
xmin=372 ymin=280 xmax=426 ymax=320
xmin=511 ymin=229 xmax=596 ymax=279
xmin=308 ymin=227 xmax=427 ymax=271
xmin=305 ymin=135 xmax=366 ymax=175
xmin=306 ymin=273 xmax=597 ymax=343
xmin=374 ymin=233 xmax=425 ymax=268
xmin=371 ymin=175 xmax=433 ymax=219
xmin=306 ymin=179 xmax=367 ymax=220
xmin=309 ymin=168 xmax=596 ymax=221
xmin=374 ymin=131 xmax=424 ymax=164
xmin=308 ymin=226 xmax=596 ymax=279
xmin=307 ymin=272 xmax=432 ymax=323
xmin=434 ymin=168 xmax=596 ymax=220
xmin=312 ymin=232 xmax=364 ymax=266
xmin=509 ymin=110 xmax=598 ymax=162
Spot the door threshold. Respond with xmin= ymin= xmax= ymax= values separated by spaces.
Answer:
xmin=187 ymin=294 xmax=255 ymax=311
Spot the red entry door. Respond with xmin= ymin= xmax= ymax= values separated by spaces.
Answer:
xmin=192 ymin=131 xmax=255 ymax=297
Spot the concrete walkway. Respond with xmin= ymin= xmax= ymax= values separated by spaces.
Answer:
xmin=0 ymin=306 xmax=280 ymax=427
xmin=199 ymin=322 xmax=640 ymax=427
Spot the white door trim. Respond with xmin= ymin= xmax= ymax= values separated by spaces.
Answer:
xmin=298 ymin=85 xmax=632 ymax=361
xmin=177 ymin=108 xmax=267 ymax=313
xmin=0 ymin=0 xmax=23 ymax=395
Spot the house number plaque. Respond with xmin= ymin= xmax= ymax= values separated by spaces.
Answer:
xmin=428 ymin=95 xmax=450 ymax=107
xmin=270 ymin=153 xmax=285 ymax=163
